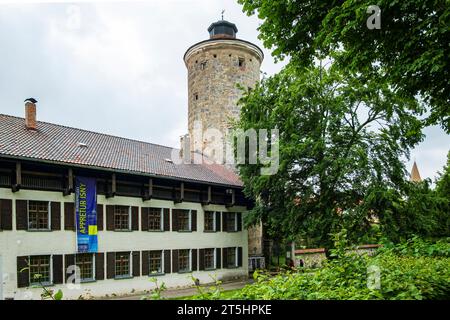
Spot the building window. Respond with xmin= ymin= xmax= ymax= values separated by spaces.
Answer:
xmin=178 ymin=210 xmax=191 ymax=231
xmin=29 ymin=255 xmax=51 ymax=285
xmin=114 ymin=206 xmax=130 ymax=231
xmin=28 ymin=201 xmax=50 ymax=230
xmin=213 ymin=54 xmax=217 ymax=58
xmin=204 ymin=248 xmax=215 ymax=270
xmin=76 ymin=254 xmax=94 ymax=281
xmin=226 ymin=213 xmax=237 ymax=232
xmin=200 ymin=61 xmax=207 ymax=70
xmin=178 ymin=249 xmax=190 ymax=272
xmin=227 ymin=248 xmax=237 ymax=268
xmin=194 ymin=93 xmax=199 ymax=101
xmin=149 ymin=250 xmax=163 ymax=275
xmin=238 ymin=57 xmax=245 ymax=68
xmin=148 ymin=208 xmax=163 ymax=231
xmin=204 ymin=211 xmax=215 ymax=232
xmin=115 ymin=252 xmax=131 ymax=278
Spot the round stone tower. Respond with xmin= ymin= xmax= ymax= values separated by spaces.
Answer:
xmin=183 ymin=19 xmax=264 ymax=160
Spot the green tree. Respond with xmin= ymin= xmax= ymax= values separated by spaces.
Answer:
xmin=238 ymin=0 xmax=449 ymax=132
xmin=436 ymin=151 xmax=450 ymax=197
xmin=237 ymin=63 xmax=423 ymax=249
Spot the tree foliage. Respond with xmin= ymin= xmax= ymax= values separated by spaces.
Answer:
xmin=238 ymin=0 xmax=450 ymax=131
xmin=237 ymin=63 xmax=424 ymax=248
xmin=231 ymin=237 xmax=450 ymax=300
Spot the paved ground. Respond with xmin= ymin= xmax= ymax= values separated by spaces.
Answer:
xmin=108 ymin=279 xmax=252 ymax=300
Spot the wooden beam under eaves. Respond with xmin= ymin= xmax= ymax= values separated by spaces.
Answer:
xmin=12 ymin=162 xmax=21 ymax=192
xmin=226 ymin=189 xmax=235 ymax=208
xmin=63 ymin=168 xmax=74 ymax=196
xmin=174 ymin=182 xmax=184 ymax=204
xmin=202 ymin=185 xmax=212 ymax=205
xmin=106 ymin=173 xmax=116 ymax=198
xmin=142 ymin=178 xmax=153 ymax=201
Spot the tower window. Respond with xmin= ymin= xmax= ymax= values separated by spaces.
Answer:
xmin=213 ymin=54 xmax=217 ymax=58
xmin=194 ymin=93 xmax=199 ymax=101
xmin=238 ymin=58 xmax=245 ymax=68
xmin=200 ymin=61 xmax=207 ymax=70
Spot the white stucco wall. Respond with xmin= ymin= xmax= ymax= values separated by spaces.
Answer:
xmin=0 ymin=187 xmax=248 ymax=300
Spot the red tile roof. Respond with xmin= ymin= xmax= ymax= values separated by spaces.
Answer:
xmin=0 ymin=114 xmax=243 ymax=187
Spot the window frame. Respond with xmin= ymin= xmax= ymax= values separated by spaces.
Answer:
xmin=204 ymin=211 xmax=216 ymax=232
xmin=178 ymin=210 xmax=192 ymax=232
xmin=148 ymin=250 xmax=164 ymax=276
xmin=29 ymin=255 xmax=52 ymax=286
xmin=178 ymin=249 xmax=191 ymax=273
xmin=75 ymin=253 xmax=96 ymax=283
xmin=27 ymin=200 xmax=51 ymax=231
xmin=204 ymin=248 xmax=216 ymax=270
xmin=114 ymin=205 xmax=131 ymax=231
xmin=114 ymin=252 xmax=132 ymax=279
xmin=226 ymin=213 xmax=238 ymax=232
xmin=227 ymin=247 xmax=238 ymax=269
xmin=148 ymin=208 xmax=164 ymax=232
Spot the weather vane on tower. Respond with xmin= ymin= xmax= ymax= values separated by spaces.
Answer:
xmin=221 ymin=9 xmax=225 ymax=20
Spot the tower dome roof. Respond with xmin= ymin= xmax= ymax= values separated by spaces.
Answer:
xmin=208 ymin=20 xmax=238 ymax=39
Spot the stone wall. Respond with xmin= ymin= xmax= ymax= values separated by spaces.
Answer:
xmin=184 ymin=40 xmax=262 ymax=158
xmin=294 ymin=245 xmax=382 ymax=269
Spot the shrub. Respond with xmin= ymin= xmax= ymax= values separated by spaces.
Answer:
xmin=224 ymin=237 xmax=450 ymax=300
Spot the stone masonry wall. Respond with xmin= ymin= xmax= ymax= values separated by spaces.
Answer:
xmin=185 ymin=41 xmax=262 ymax=158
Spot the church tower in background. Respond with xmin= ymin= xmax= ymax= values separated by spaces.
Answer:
xmin=183 ymin=19 xmax=264 ymax=158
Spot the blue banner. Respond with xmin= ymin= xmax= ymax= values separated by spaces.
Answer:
xmin=75 ymin=177 xmax=98 ymax=253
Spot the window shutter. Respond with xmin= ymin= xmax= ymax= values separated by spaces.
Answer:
xmin=0 ymin=199 xmax=13 ymax=230
xmin=216 ymin=248 xmax=221 ymax=269
xmin=198 ymin=249 xmax=205 ymax=271
xmin=215 ymin=212 xmax=221 ymax=232
xmin=95 ymin=253 xmax=104 ymax=280
xmin=106 ymin=205 xmax=115 ymax=231
xmin=106 ymin=252 xmax=115 ymax=279
xmin=237 ymin=213 xmax=242 ymax=231
xmin=131 ymin=207 xmax=139 ymax=231
xmin=15 ymin=200 xmax=28 ymax=230
xmin=64 ymin=254 xmax=75 ymax=283
xmin=222 ymin=248 xmax=228 ymax=269
xmin=222 ymin=212 xmax=228 ymax=232
xmin=172 ymin=209 xmax=179 ymax=232
xmin=17 ymin=256 xmax=29 ymax=288
xmin=191 ymin=210 xmax=197 ymax=231
xmin=172 ymin=250 xmax=179 ymax=273
xmin=141 ymin=208 xmax=149 ymax=231
xmin=132 ymin=251 xmax=140 ymax=277
xmin=191 ymin=249 xmax=198 ymax=271
xmin=51 ymin=202 xmax=61 ymax=231
xmin=97 ymin=204 xmax=104 ymax=231
xmin=52 ymin=254 xmax=63 ymax=284
xmin=64 ymin=202 xmax=75 ymax=231
xmin=238 ymin=247 xmax=243 ymax=267
xmin=164 ymin=250 xmax=171 ymax=274
xmin=142 ymin=251 xmax=149 ymax=276
xmin=163 ymin=208 xmax=170 ymax=231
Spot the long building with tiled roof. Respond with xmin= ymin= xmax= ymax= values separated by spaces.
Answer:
xmin=0 ymin=18 xmax=259 ymax=300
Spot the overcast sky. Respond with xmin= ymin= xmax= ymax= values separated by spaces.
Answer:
xmin=0 ymin=0 xmax=448 ymax=181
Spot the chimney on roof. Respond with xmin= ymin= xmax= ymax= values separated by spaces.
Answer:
xmin=24 ymin=98 xmax=38 ymax=130
xmin=180 ymin=134 xmax=191 ymax=163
